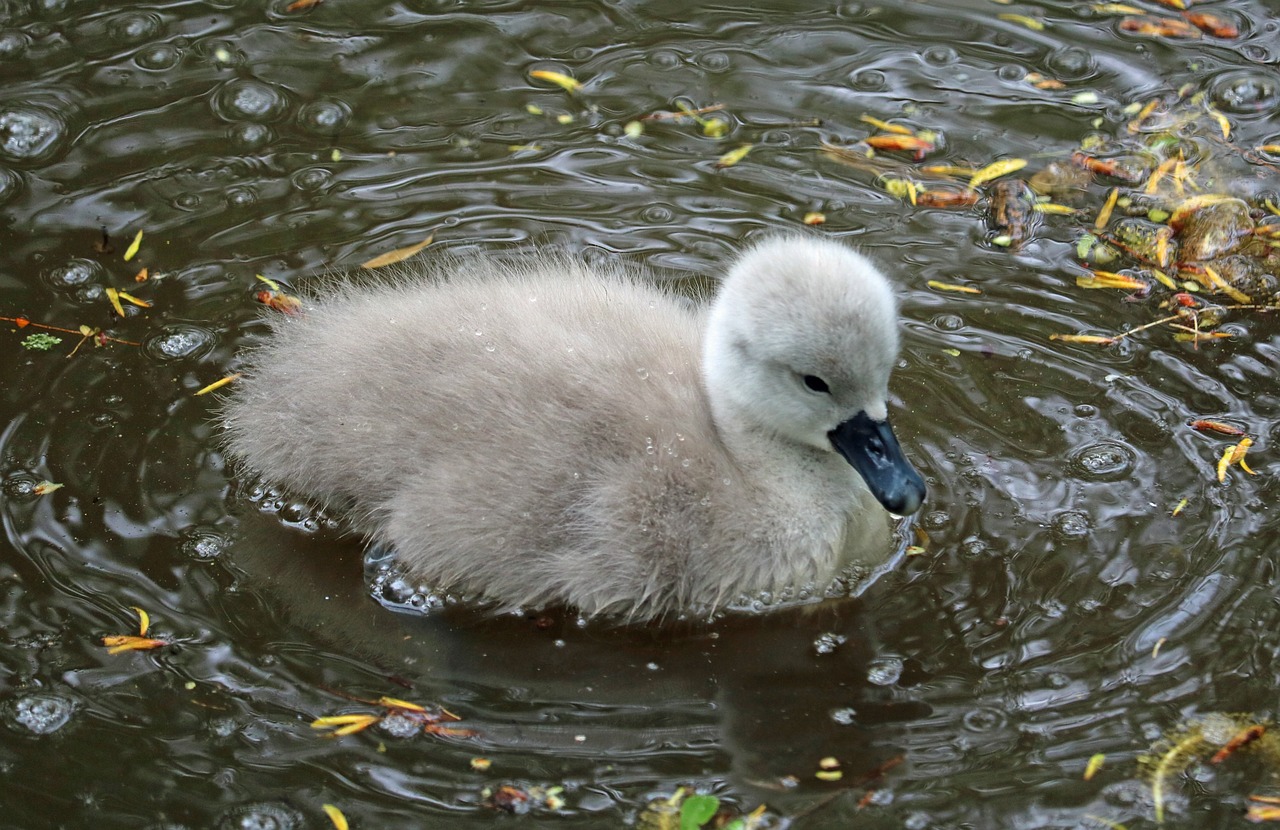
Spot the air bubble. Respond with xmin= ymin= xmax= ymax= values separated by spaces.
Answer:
xmin=961 ymin=707 xmax=1005 ymax=732
xmin=866 ymin=657 xmax=903 ymax=686
xmin=43 ymin=258 xmax=105 ymax=291
xmin=1068 ymin=440 xmax=1135 ymax=482
xmin=135 ymin=43 xmax=180 ymax=70
xmin=143 ymin=325 xmax=216 ymax=362
xmin=298 ymin=99 xmax=351 ymax=135
xmin=212 ymin=79 xmax=290 ymax=123
xmin=0 ymin=31 xmax=30 ymax=60
xmin=290 ymin=167 xmax=332 ymax=193
xmin=228 ymin=122 xmax=273 ymax=151
xmin=107 ymin=12 xmax=163 ymax=44
xmin=831 ymin=707 xmax=858 ymax=725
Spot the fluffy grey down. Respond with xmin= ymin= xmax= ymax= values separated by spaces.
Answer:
xmin=223 ymin=235 xmax=916 ymax=620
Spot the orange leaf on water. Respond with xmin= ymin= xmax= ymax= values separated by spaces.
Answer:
xmin=1182 ymin=11 xmax=1238 ymax=38
xmin=1119 ymin=15 xmax=1201 ymax=38
xmin=1189 ymin=419 xmax=1246 ymax=437
xmin=528 ymin=70 xmax=582 ymax=93
xmin=865 ymin=135 xmax=935 ymax=160
xmin=361 ymin=234 xmax=435 ymax=269
xmin=101 ymin=635 xmax=169 ymax=654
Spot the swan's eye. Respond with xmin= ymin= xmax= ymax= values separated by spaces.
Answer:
xmin=802 ymin=375 xmax=830 ymax=394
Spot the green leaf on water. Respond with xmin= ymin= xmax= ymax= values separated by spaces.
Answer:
xmin=22 ymin=333 xmax=62 ymax=351
xmin=680 ymin=795 xmax=719 ymax=830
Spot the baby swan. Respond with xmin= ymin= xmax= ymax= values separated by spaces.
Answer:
xmin=224 ymin=235 xmax=926 ymax=621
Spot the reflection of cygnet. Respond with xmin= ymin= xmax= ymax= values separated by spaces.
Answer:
xmin=223 ymin=235 xmax=926 ymax=621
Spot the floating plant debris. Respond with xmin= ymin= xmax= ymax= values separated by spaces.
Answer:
xmin=311 ymin=695 xmax=476 ymax=740
xmin=101 ymin=606 xmax=170 ymax=654
xmin=360 ymin=233 xmax=435 ymax=269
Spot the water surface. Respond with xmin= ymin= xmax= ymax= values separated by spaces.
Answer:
xmin=2 ymin=1 xmax=1280 ymax=827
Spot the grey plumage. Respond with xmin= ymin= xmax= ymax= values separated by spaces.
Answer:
xmin=223 ymin=235 xmax=924 ymax=621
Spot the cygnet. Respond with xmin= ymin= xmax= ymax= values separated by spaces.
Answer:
xmin=223 ymin=235 xmax=926 ymax=620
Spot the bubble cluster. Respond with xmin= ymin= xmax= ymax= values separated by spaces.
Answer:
xmin=1050 ymin=509 xmax=1091 ymax=541
xmin=813 ymin=631 xmax=847 ymax=655
xmin=2 ymin=474 xmax=40 ymax=502
xmin=143 ymin=325 xmax=217 ymax=363
xmin=1210 ymin=70 xmax=1279 ymax=115
xmin=6 ymin=693 xmax=75 ymax=735
xmin=1068 ymin=440 xmax=1135 ymax=482
xmin=180 ymin=528 xmax=228 ymax=561
xmin=0 ymin=105 xmax=68 ymax=164
xmin=216 ymin=801 xmax=304 ymax=830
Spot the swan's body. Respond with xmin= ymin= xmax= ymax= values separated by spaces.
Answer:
xmin=223 ymin=236 xmax=925 ymax=620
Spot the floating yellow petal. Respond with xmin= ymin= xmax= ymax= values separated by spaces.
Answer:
xmin=714 ymin=143 xmax=753 ymax=168
xmin=360 ymin=234 xmax=435 ymax=269
xmin=105 ymin=287 xmax=126 ymax=318
xmin=1201 ymin=265 xmax=1251 ymax=303
xmin=123 ymin=230 xmax=143 ymax=261
xmin=968 ymin=158 xmax=1026 ymax=189
xmin=998 ymin=13 xmax=1044 ymax=30
xmin=1095 ymin=187 xmax=1120 ymax=230
xmin=528 ymin=70 xmax=582 ymax=93
xmin=1217 ymin=437 xmax=1254 ymax=483
xmin=859 ymin=114 xmax=914 ymax=136
xmin=1076 ymin=270 xmax=1147 ymax=290
xmin=1207 ymin=107 xmax=1230 ymax=140
xmin=377 ymin=696 xmax=427 ymax=712
xmin=255 ymin=274 xmax=283 ymax=291
xmin=117 ymin=290 xmax=152 ymax=309
xmin=1084 ymin=754 xmax=1106 ymax=781
xmin=1049 ymin=334 xmax=1116 ymax=345
xmin=927 ymin=280 xmax=981 ymax=294
xmin=194 ymin=373 xmax=242 ymax=397
xmin=322 ymin=804 xmax=348 ymax=830
xmin=311 ymin=714 xmax=381 ymax=736
xmin=133 ymin=607 xmax=151 ymax=636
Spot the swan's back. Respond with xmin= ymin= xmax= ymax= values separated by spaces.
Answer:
xmin=229 ymin=257 xmax=764 ymax=616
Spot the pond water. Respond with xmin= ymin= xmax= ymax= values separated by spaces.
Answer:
xmin=3 ymin=0 xmax=1280 ymax=827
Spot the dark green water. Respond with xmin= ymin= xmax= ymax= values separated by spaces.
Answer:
xmin=2 ymin=1 xmax=1280 ymax=827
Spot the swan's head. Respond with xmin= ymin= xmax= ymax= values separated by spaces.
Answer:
xmin=703 ymin=235 xmax=926 ymax=516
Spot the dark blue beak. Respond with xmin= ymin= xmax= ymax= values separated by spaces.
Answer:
xmin=829 ymin=411 xmax=926 ymax=515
